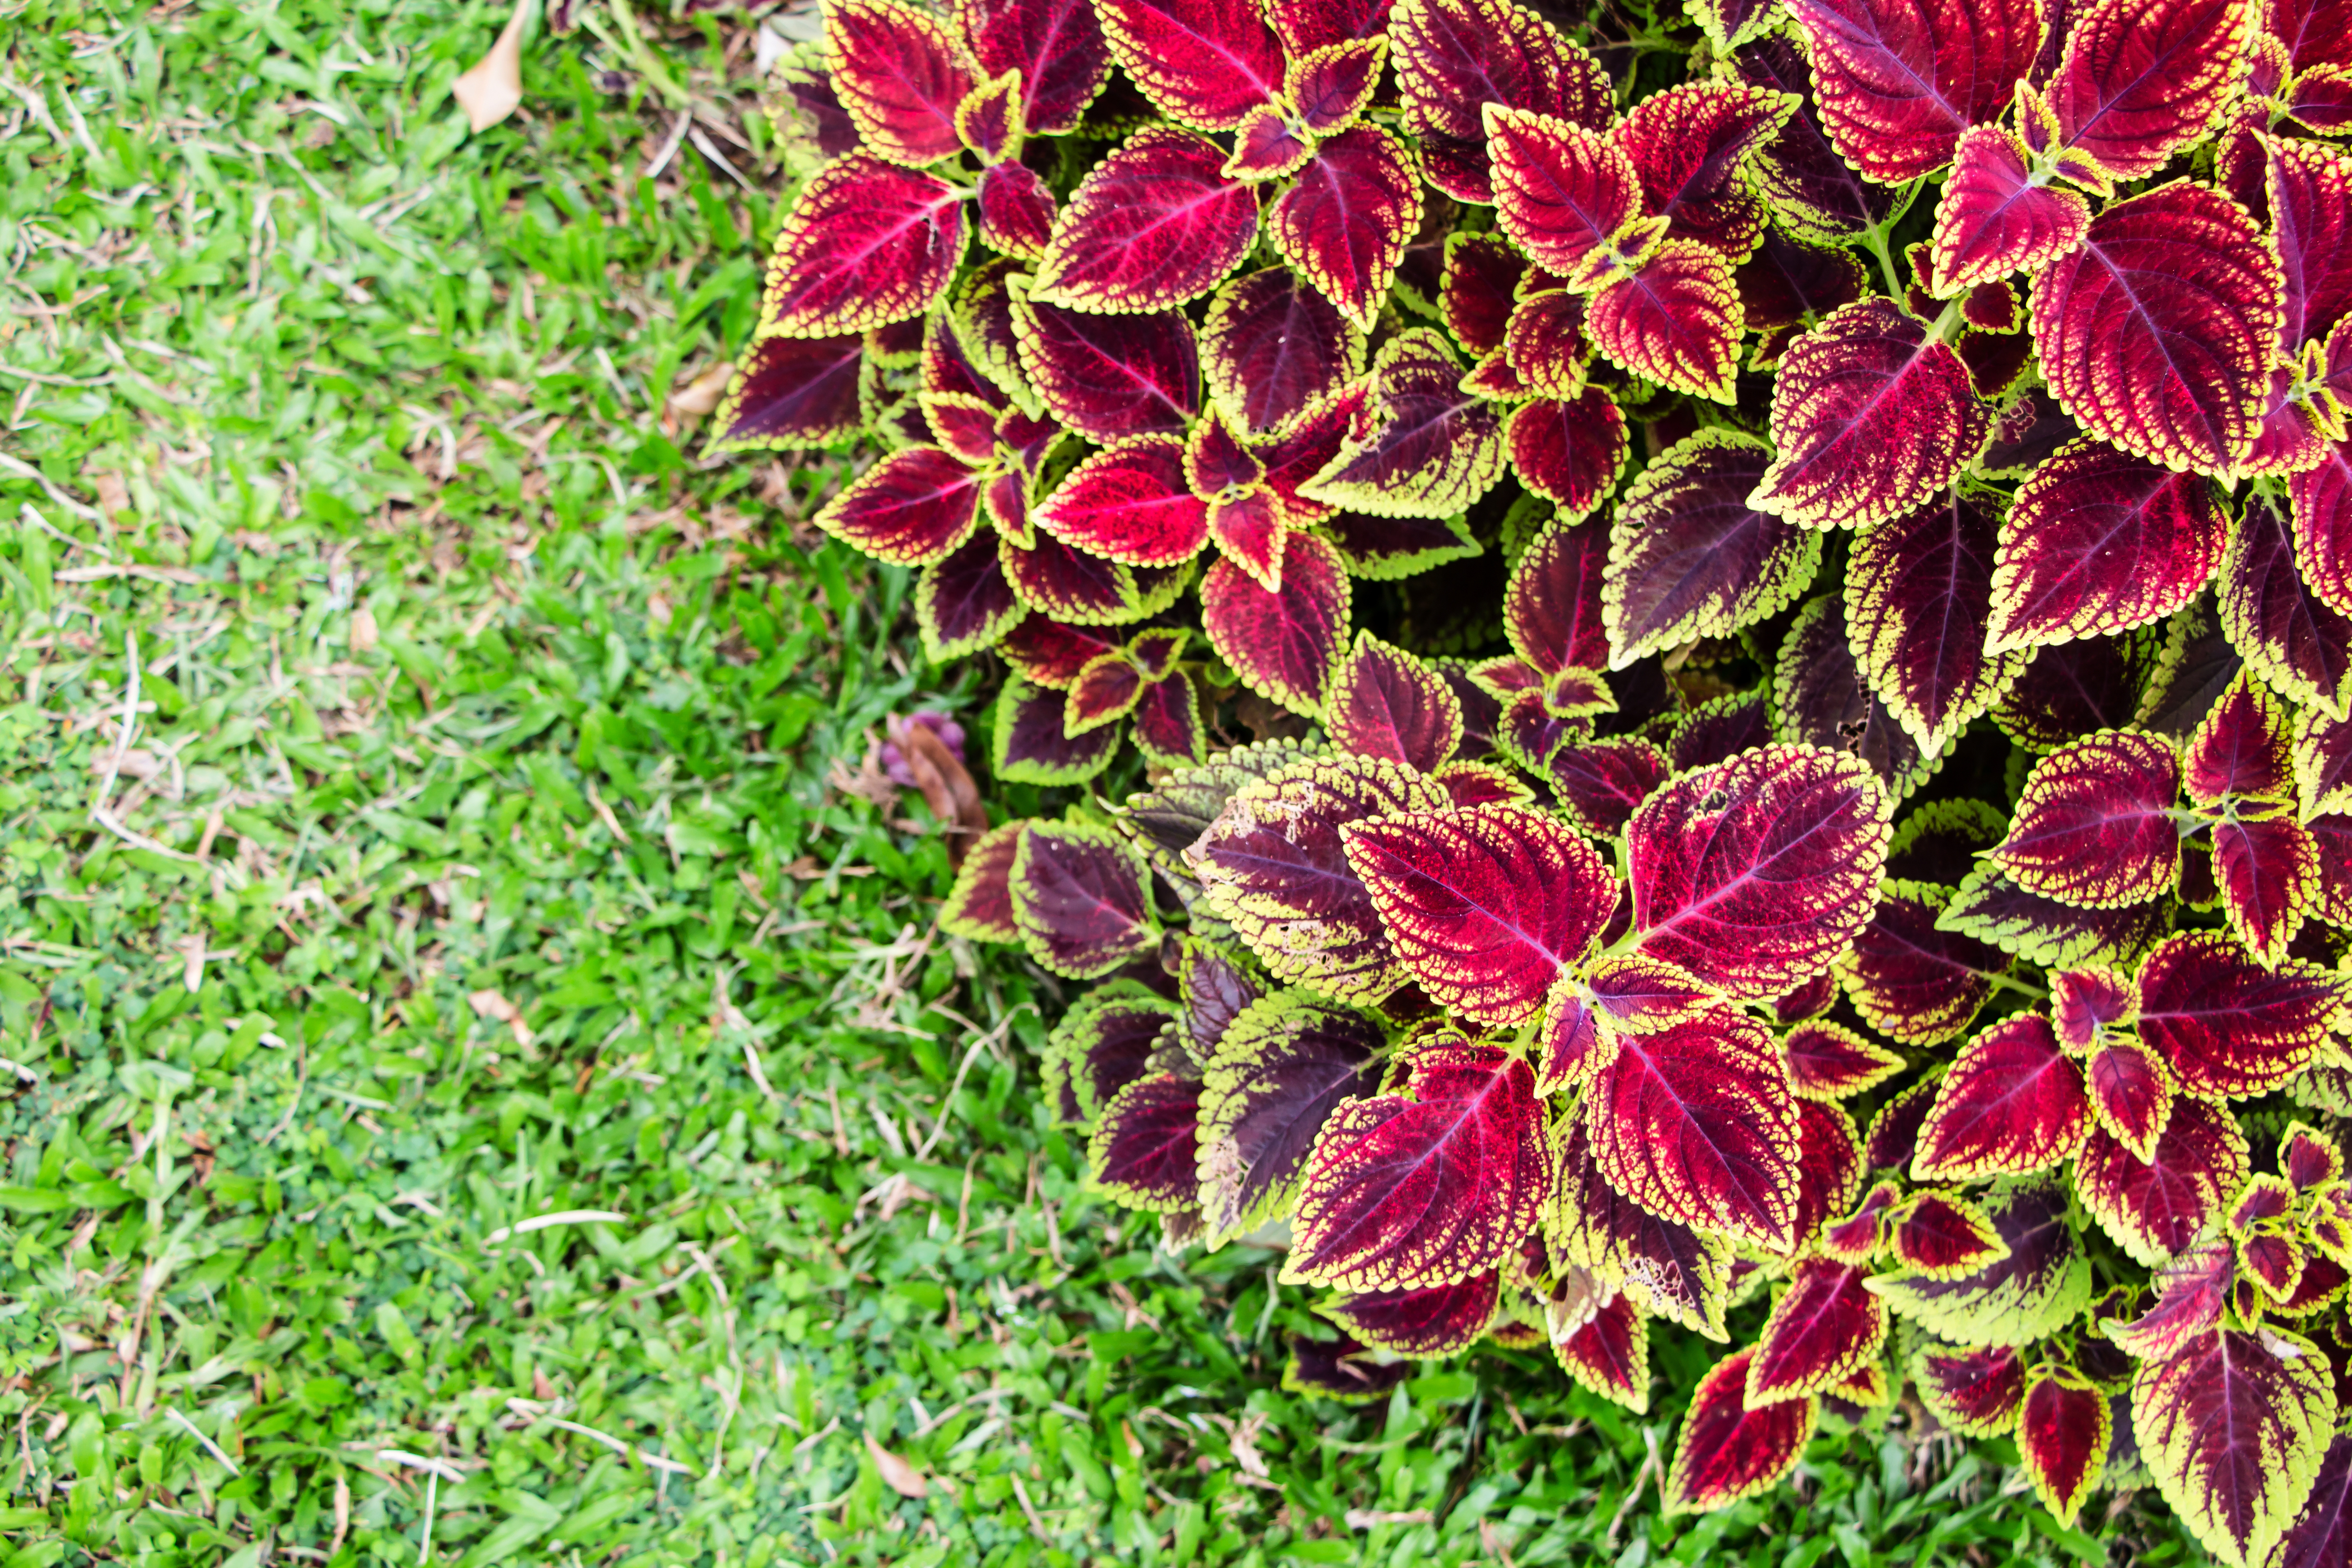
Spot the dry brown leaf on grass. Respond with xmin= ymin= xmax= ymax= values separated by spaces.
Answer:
xmin=864 ymin=1431 xmax=928 ymax=1498
xmin=452 ymin=0 xmax=532 ymax=132
xmin=467 ymin=988 xmax=532 ymax=1046
xmin=887 ymin=715 xmax=988 ymax=865
xmin=663 ymin=362 xmax=734 ymax=433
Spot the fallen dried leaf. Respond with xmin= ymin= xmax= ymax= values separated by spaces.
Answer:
xmin=452 ymin=0 xmax=531 ymax=132
xmin=864 ymin=1431 xmax=928 ymax=1498
xmin=887 ymin=715 xmax=988 ymax=865
xmin=350 ymin=605 xmax=378 ymax=652
xmin=666 ymin=361 xmax=733 ymax=421
xmin=467 ymin=988 xmax=532 ymax=1047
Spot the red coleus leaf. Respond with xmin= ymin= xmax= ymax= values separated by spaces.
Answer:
xmin=1837 ymin=884 xmax=2010 ymax=1045
xmin=1011 ymin=821 xmax=1156 ymax=978
xmin=814 ymin=445 xmax=981 ymax=566
xmin=1602 ymin=429 xmax=1819 ymax=666
xmin=998 ymin=671 xmax=1123 ymax=782
xmin=1612 ymin=81 xmax=1795 ymax=256
xmin=1196 ymin=994 xmax=1385 ymax=1243
xmin=2079 ymin=1096 xmax=2251 ymax=1264
xmin=1343 ymin=804 xmax=1618 ymax=1024
xmin=760 ymin=157 xmax=966 ymax=338
xmin=1302 ymin=328 xmax=1505 ymax=518
xmin=956 ymin=0 xmax=1115 ymax=134
xmin=1504 ymin=289 xmax=1594 ymax=397
xmin=941 ymin=820 xmax=1024 ymax=941
xmin=2278 ymin=1435 xmax=2352 ymax=1568
xmin=1202 ymin=531 xmax=1351 ymax=713
xmin=1202 ymin=266 xmax=1362 ymax=433
xmin=1328 ymin=633 xmax=1464 ymax=771
xmin=1990 ymin=730 xmax=2183 ymax=907
xmin=2298 ymin=707 xmax=2352 ymax=817
xmin=1626 ymin=743 xmax=1894 ymax=1001
xmin=2106 ymin=1236 xmax=2232 ymax=1359
xmin=1283 ymin=1332 xmax=1411 ymax=1401
xmin=1783 ymin=1019 xmax=1905 ymax=1102
xmin=1913 ymin=1013 xmax=2090 ymax=1181
xmin=1066 ymin=652 xmax=1146 ymax=734
xmin=1738 ymin=230 xmax=1869 ymax=336
xmin=1033 ymin=127 xmax=1260 ymax=313
xmin=2042 ymin=0 xmax=2257 ymax=186
xmin=2030 ymin=181 xmax=2283 ymax=479
xmin=1750 ymin=299 xmax=1989 ymax=532
xmin=2134 ymin=930 xmax=2347 ymax=1099
xmin=1891 ymin=1191 xmax=2009 ymax=1276
xmin=1869 ymin=1180 xmax=2091 ymax=1346
xmin=1287 ymin=36 xmax=1384 ymax=132
xmin=1913 ymin=1343 xmax=2026 ymax=1436
xmin=1847 ymin=489 xmax=2025 ymax=753
xmin=1178 ymin=939 xmax=1262 ymax=1058
xmin=2186 ymin=669 xmax=2296 ymax=803
xmin=1207 ymin=490 xmax=1286 ymax=588
xmin=1555 ymin=1289 xmax=1650 ymax=1411
xmin=2222 ymin=493 xmax=2352 ymax=717
xmin=1000 ymin=616 xmax=1121 ymax=687
xmin=2133 ymin=1325 xmax=2337 ymax=1568
xmin=1547 ymin=738 xmax=1672 ymax=838
xmin=1747 ymin=1258 xmax=1886 ymax=1409
xmin=1186 ymin=755 xmax=1452 ymax=1001
xmin=1665 ymin=1348 xmax=1819 ymax=1514
xmin=2267 ymin=137 xmax=2352 ymax=350
xmin=1788 ymin=1099 xmax=1866 ymax=1250
xmin=2290 ymin=441 xmax=2352 ymax=624
xmin=1091 ymin=0 xmax=1285 ymax=130
xmin=1321 ymin=1272 xmax=1499 ymax=1355
xmin=1268 ymin=126 xmax=1420 ymax=329
xmin=1782 ymin=0 xmax=2040 ymax=182
xmin=1586 ymin=1004 xmax=1803 ymax=1248
xmin=1984 ymin=438 xmax=2228 ymax=654
xmin=823 ymin=0 xmax=974 ymax=167
xmin=2019 ymin=1367 xmax=2112 ymax=1527
xmin=1586 ymin=241 xmax=1743 ymax=403
xmin=1014 ymin=294 xmax=1200 ymax=443
xmin=710 ymin=332 xmax=866 ymax=450
xmin=1994 ymin=629 xmax=2166 ymax=752
xmin=1862 ymin=1081 xmax=1936 ymax=1174
xmin=1284 ymin=1034 xmax=1551 ymax=1292
xmin=1089 ymin=1073 xmax=1202 ymax=1209
xmin=1506 ymin=391 xmax=1628 ymax=517
xmin=1485 ymin=106 xmax=1651 ymax=287
xmin=1391 ymin=0 xmax=1612 ymax=204
xmin=1035 ymin=437 xmax=1210 ymax=567
xmin=916 ymin=533 xmax=1024 ymax=661
xmin=1775 ymin=595 xmax=1936 ymax=800
xmin=1927 ymin=127 xmax=2092 ymax=297
xmin=1507 ymin=514 xmax=1612 ymax=685
xmin=1441 ymin=235 xmax=1529 ymax=358
xmin=1734 ymin=34 xmax=1898 ymax=242
xmin=1127 ymin=673 xmax=1206 ymax=771
xmin=2082 ymin=1035 xmax=2176 ymax=1161
xmin=1552 ymin=1117 xmax=1733 ymax=1335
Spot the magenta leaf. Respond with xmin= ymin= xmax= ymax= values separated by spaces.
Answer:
xmin=1751 ymin=299 xmax=1989 ymax=531
xmin=1783 ymin=0 xmax=2041 ymax=182
xmin=1392 ymin=0 xmax=1611 ymax=204
xmin=2030 ymin=182 xmax=2284 ymax=478
xmin=1034 ymin=436 xmax=1210 ymax=567
xmin=1627 ymin=742 xmax=1894 ymax=1000
xmin=2134 ymin=930 xmax=2347 ymax=1099
xmin=2132 ymin=1325 xmax=2336 ymax=1568
xmin=710 ymin=332 xmax=866 ymax=450
xmin=1838 ymin=884 xmax=2012 ymax=1045
xmin=1928 ymin=127 xmax=2092 ymax=296
xmin=1506 ymin=390 xmax=1628 ymax=516
xmin=2221 ymin=493 xmax=2352 ymax=718
xmin=813 ymin=444 xmax=981 ymax=566
xmin=915 ymin=531 xmax=1024 ymax=660
xmin=1268 ymin=126 xmax=1420 ymax=328
xmin=1746 ymin=1258 xmax=1886 ymax=1406
xmin=1327 ymin=632 xmax=1465 ymax=771
xmin=1613 ymin=81 xmax=1796 ymax=256
xmin=760 ymin=157 xmax=967 ymax=337
xmin=956 ymin=0 xmax=1115 ymax=133
xmin=1197 ymin=994 xmax=1385 ymax=1243
xmin=1912 ymin=1013 xmax=2089 ymax=1180
xmin=1033 ymin=127 xmax=1261 ymax=312
xmin=1011 ymin=820 xmax=1157 ymax=976
xmin=1586 ymin=241 xmax=1743 ymax=402
xmin=1013 ymin=293 xmax=1200 ymax=443
xmin=1202 ymin=266 xmax=1363 ymax=433
xmin=1487 ymin=105 xmax=1651 ymax=284
xmin=1665 ymin=1348 xmax=1819 ymax=1512
xmin=2044 ymin=0 xmax=2257 ymax=184
xmin=1202 ymin=531 xmax=1350 ymax=713
xmin=1847 ymin=488 xmax=2024 ymax=752
xmin=1300 ymin=328 xmax=1505 ymax=517
xmin=824 ymin=0 xmax=975 ymax=166
xmin=1284 ymin=1034 xmax=1550 ymax=1291
xmin=1991 ymin=731 xmax=2183 ymax=907
xmin=1090 ymin=0 xmax=1286 ymax=130
xmin=1344 ymin=804 xmax=1618 ymax=1024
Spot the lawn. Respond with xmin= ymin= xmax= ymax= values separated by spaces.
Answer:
xmin=0 ymin=0 xmax=2207 ymax=1563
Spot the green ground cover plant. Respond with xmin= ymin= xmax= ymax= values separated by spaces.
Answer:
xmin=0 ymin=0 xmax=2212 ymax=1562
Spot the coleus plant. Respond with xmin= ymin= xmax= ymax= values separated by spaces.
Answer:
xmin=716 ymin=0 xmax=2352 ymax=1550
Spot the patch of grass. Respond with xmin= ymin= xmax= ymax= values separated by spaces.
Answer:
xmin=0 ymin=1 xmax=2205 ymax=1564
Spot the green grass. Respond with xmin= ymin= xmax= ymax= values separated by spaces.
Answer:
xmin=0 ymin=1 xmax=2209 ymax=1563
